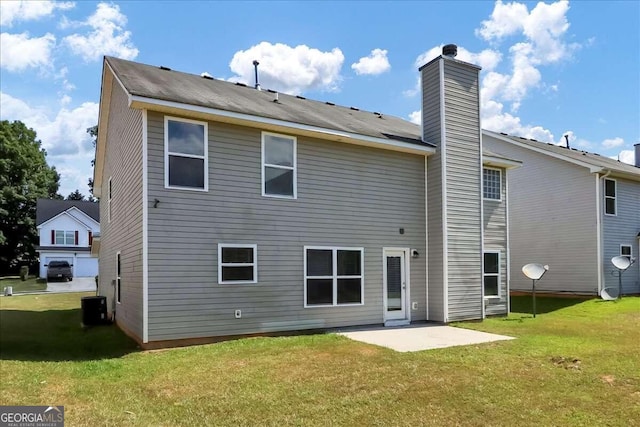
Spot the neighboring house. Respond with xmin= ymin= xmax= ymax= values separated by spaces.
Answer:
xmin=94 ymin=46 xmax=519 ymax=347
xmin=35 ymin=199 xmax=100 ymax=279
xmin=484 ymin=132 xmax=640 ymax=296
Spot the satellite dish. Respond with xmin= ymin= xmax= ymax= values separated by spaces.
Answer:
xmin=611 ymin=256 xmax=631 ymax=271
xmin=600 ymin=287 xmax=619 ymax=301
xmin=522 ymin=264 xmax=549 ymax=280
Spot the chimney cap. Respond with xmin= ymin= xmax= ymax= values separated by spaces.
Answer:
xmin=443 ymin=44 xmax=457 ymax=57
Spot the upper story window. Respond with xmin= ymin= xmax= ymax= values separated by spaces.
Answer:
xmin=483 ymin=251 xmax=500 ymax=297
xmin=218 ymin=244 xmax=257 ymax=284
xmin=483 ymin=168 xmax=501 ymax=201
xmin=262 ymin=132 xmax=296 ymax=198
xmin=621 ymin=245 xmax=632 ymax=261
xmin=165 ymin=117 xmax=208 ymax=191
xmin=304 ymin=247 xmax=363 ymax=307
xmin=604 ymin=178 xmax=616 ymax=215
xmin=54 ymin=230 xmax=76 ymax=245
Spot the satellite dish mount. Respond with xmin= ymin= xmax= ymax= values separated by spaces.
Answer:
xmin=608 ymin=256 xmax=636 ymax=300
xmin=522 ymin=264 xmax=549 ymax=318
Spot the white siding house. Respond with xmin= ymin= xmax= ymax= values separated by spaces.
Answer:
xmin=36 ymin=199 xmax=100 ymax=279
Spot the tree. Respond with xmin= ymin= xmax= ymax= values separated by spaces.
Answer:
xmin=66 ymin=189 xmax=86 ymax=201
xmin=0 ymin=120 xmax=61 ymax=274
xmin=88 ymin=125 xmax=97 ymax=197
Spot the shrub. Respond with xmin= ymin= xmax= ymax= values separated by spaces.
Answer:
xmin=19 ymin=266 xmax=29 ymax=281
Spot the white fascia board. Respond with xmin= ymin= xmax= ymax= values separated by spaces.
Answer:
xmin=129 ymin=95 xmax=436 ymax=156
xmin=482 ymin=155 xmax=522 ymax=170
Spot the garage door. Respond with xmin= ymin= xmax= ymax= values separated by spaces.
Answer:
xmin=75 ymin=257 xmax=98 ymax=277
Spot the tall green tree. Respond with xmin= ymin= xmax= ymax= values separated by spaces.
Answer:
xmin=0 ymin=120 xmax=60 ymax=273
xmin=66 ymin=189 xmax=86 ymax=201
xmin=87 ymin=125 xmax=97 ymax=197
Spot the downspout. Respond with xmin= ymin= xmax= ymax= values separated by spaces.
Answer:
xmin=595 ymin=169 xmax=612 ymax=294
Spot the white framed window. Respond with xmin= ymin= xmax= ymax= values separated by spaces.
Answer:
xmin=116 ymin=251 xmax=121 ymax=304
xmin=165 ymin=116 xmax=208 ymax=191
xmin=483 ymin=251 xmax=500 ymax=297
xmin=107 ymin=176 xmax=112 ymax=223
xmin=304 ymin=246 xmax=364 ymax=307
xmin=262 ymin=132 xmax=297 ymax=199
xmin=218 ymin=244 xmax=257 ymax=284
xmin=54 ymin=230 xmax=76 ymax=245
xmin=604 ymin=178 xmax=616 ymax=215
xmin=483 ymin=168 xmax=502 ymax=201
xmin=621 ymin=245 xmax=632 ymax=261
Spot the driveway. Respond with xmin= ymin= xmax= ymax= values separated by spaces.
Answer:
xmin=46 ymin=277 xmax=96 ymax=293
xmin=338 ymin=324 xmax=514 ymax=352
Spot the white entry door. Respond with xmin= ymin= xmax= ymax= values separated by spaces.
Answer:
xmin=384 ymin=250 xmax=406 ymax=322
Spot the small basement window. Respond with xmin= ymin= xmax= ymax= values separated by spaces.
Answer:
xmin=165 ymin=116 xmax=208 ymax=190
xmin=604 ymin=178 xmax=616 ymax=215
xmin=262 ymin=132 xmax=296 ymax=198
xmin=483 ymin=168 xmax=501 ymax=200
xmin=218 ymin=244 xmax=257 ymax=284
xmin=304 ymin=247 xmax=363 ymax=307
xmin=483 ymin=251 xmax=500 ymax=297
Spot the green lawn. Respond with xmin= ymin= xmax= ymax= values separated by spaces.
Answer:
xmin=0 ymin=276 xmax=47 ymax=294
xmin=1 ymin=293 xmax=638 ymax=426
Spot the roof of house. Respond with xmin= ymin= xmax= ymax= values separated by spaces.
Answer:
xmin=105 ymin=56 xmax=432 ymax=147
xmin=36 ymin=199 xmax=100 ymax=226
xmin=485 ymin=130 xmax=640 ymax=177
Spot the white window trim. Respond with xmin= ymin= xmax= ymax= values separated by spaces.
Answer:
xmin=483 ymin=250 xmax=500 ymax=298
xmin=217 ymin=244 xmax=258 ymax=285
xmin=303 ymin=246 xmax=364 ymax=308
xmin=261 ymin=131 xmax=297 ymax=199
xmin=54 ymin=230 xmax=76 ymax=246
xmin=620 ymin=244 xmax=632 ymax=260
xmin=483 ymin=167 xmax=502 ymax=201
xmin=116 ymin=251 xmax=121 ymax=304
xmin=604 ymin=178 xmax=617 ymax=216
xmin=107 ymin=176 xmax=112 ymax=223
xmin=164 ymin=116 xmax=209 ymax=192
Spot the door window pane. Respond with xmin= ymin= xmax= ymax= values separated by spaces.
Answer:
xmin=386 ymin=256 xmax=402 ymax=310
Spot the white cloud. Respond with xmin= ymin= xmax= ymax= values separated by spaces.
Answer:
xmin=0 ymin=92 xmax=99 ymax=196
xmin=602 ymin=137 xmax=624 ymax=149
xmin=63 ymin=2 xmax=138 ymax=62
xmin=476 ymin=0 xmax=529 ymax=40
xmin=614 ymin=149 xmax=635 ymax=165
xmin=228 ymin=42 xmax=344 ymax=94
xmin=403 ymin=77 xmax=421 ymax=97
xmin=0 ymin=1 xmax=74 ymax=27
xmin=0 ymin=32 xmax=56 ymax=72
xmin=351 ymin=48 xmax=391 ymax=75
xmin=408 ymin=110 xmax=421 ymax=125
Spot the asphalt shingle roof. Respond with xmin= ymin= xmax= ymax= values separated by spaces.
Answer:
xmin=105 ymin=56 xmax=432 ymax=147
xmin=36 ymin=199 xmax=100 ymax=226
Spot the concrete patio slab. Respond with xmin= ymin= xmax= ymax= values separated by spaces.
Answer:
xmin=338 ymin=324 xmax=514 ymax=352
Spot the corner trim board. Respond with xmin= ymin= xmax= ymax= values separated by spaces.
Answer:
xmin=142 ymin=109 xmax=149 ymax=343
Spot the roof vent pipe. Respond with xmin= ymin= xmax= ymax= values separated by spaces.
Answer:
xmin=253 ymin=60 xmax=261 ymax=91
xmin=564 ymin=134 xmax=570 ymax=149
xmin=635 ymin=143 xmax=640 ymax=167
xmin=442 ymin=44 xmax=457 ymax=58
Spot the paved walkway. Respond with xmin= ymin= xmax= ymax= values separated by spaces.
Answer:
xmin=46 ymin=277 xmax=96 ymax=293
xmin=338 ymin=324 xmax=514 ymax=352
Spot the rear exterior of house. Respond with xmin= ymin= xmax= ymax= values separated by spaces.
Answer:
xmin=484 ymin=132 xmax=640 ymax=295
xmin=96 ymin=47 xmax=512 ymax=347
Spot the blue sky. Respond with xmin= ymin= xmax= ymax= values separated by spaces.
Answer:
xmin=1 ymin=0 xmax=638 ymax=197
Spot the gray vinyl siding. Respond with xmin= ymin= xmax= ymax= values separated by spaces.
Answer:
xmin=442 ymin=60 xmax=482 ymax=321
xmin=422 ymin=63 xmax=445 ymax=322
xmin=97 ymin=78 xmax=144 ymax=340
xmin=602 ymin=178 xmax=640 ymax=294
xmin=146 ymin=112 xmax=426 ymax=341
xmin=483 ymin=168 xmax=508 ymax=315
xmin=484 ymin=135 xmax=599 ymax=294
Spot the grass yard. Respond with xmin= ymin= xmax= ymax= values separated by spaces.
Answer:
xmin=0 ymin=276 xmax=47 ymax=294
xmin=1 ymin=293 xmax=639 ymax=426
